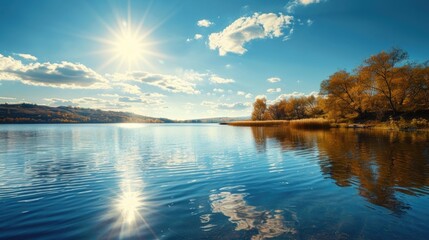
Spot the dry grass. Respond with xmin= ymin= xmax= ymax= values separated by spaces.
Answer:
xmin=226 ymin=119 xmax=331 ymax=129
xmin=226 ymin=120 xmax=290 ymax=126
xmin=289 ymin=118 xmax=331 ymax=129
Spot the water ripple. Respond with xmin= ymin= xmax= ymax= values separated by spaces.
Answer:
xmin=0 ymin=124 xmax=428 ymax=239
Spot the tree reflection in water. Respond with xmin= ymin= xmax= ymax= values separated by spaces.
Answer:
xmin=251 ymin=127 xmax=429 ymax=214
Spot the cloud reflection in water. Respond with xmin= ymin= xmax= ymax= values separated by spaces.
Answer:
xmin=208 ymin=189 xmax=297 ymax=239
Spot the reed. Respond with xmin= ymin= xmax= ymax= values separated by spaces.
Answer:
xmin=289 ymin=118 xmax=331 ymax=129
xmin=226 ymin=120 xmax=290 ymax=126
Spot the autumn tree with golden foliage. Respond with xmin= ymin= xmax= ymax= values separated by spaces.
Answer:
xmin=251 ymin=98 xmax=267 ymax=120
xmin=320 ymin=48 xmax=429 ymax=121
xmin=251 ymin=96 xmax=322 ymax=121
xmin=251 ymin=48 xmax=428 ymax=122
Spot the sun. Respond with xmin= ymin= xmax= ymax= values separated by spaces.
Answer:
xmin=114 ymin=29 xmax=142 ymax=63
xmin=91 ymin=9 xmax=166 ymax=71
xmin=109 ymin=21 xmax=149 ymax=69
xmin=101 ymin=21 xmax=148 ymax=70
xmin=114 ymin=25 xmax=145 ymax=63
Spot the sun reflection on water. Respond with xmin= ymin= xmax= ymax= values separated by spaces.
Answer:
xmin=108 ymin=178 xmax=158 ymax=239
xmin=116 ymin=189 xmax=143 ymax=224
xmin=116 ymin=123 xmax=147 ymax=129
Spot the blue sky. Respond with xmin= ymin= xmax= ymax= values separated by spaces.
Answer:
xmin=1 ymin=0 xmax=428 ymax=120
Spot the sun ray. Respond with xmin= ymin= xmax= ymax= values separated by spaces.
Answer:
xmin=86 ymin=1 xmax=169 ymax=73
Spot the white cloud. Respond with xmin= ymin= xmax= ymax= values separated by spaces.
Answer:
xmin=237 ymin=91 xmax=253 ymax=99
xmin=0 ymin=54 xmax=24 ymax=80
xmin=275 ymin=91 xmax=319 ymax=101
xmin=15 ymin=53 xmax=37 ymax=61
xmin=210 ymin=74 xmax=235 ymax=84
xmin=110 ymin=71 xmax=200 ymax=95
xmin=217 ymin=102 xmax=251 ymax=110
xmin=0 ymin=96 xmax=16 ymax=100
xmin=299 ymin=0 xmax=321 ymax=5
xmin=113 ymin=82 xmax=142 ymax=95
xmin=225 ymin=64 xmax=232 ymax=69
xmin=194 ymin=34 xmax=203 ymax=40
xmin=267 ymin=88 xmax=282 ymax=93
xmin=44 ymin=98 xmax=77 ymax=107
xmin=0 ymin=54 xmax=108 ymax=89
xmin=213 ymin=88 xmax=224 ymax=93
xmin=197 ymin=19 xmax=214 ymax=27
xmin=267 ymin=77 xmax=281 ymax=83
xmin=65 ymin=97 xmax=130 ymax=109
xmin=255 ymin=94 xmax=267 ymax=100
xmin=201 ymin=101 xmax=216 ymax=107
xmin=118 ymin=96 xmax=164 ymax=105
xmin=201 ymin=101 xmax=251 ymax=111
xmin=307 ymin=19 xmax=314 ymax=26
xmin=286 ymin=0 xmax=323 ymax=13
xmin=98 ymin=93 xmax=121 ymax=98
xmin=179 ymin=69 xmax=207 ymax=82
xmin=45 ymin=95 xmax=164 ymax=110
xmin=208 ymin=13 xmax=293 ymax=56
xmin=141 ymin=92 xmax=165 ymax=98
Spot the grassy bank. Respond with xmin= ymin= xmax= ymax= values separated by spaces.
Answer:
xmin=226 ymin=119 xmax=330 ymax=129
xmin=289 ymin=119 xmax=331 ymax=129
xmin=226 ymin=117 xmax=429 ymax=131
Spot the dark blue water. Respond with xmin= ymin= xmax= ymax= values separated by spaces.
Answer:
xmin=0 ymin=124 xmax=428 ymax=240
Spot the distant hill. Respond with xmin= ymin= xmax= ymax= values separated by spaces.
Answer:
xmin=179 ymin=116 xmax=249 ymax=123
xmin=0 ymin=103 xmax=174 ymax=123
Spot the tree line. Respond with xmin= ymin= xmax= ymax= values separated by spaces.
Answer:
xmin=252 ymin=48 xmax=429 ymax=121
xmin=0 ymin=104 xmax=172 ymax=123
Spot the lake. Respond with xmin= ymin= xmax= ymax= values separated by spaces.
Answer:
xmin=0 ymin=124 xmax=428 ymax=240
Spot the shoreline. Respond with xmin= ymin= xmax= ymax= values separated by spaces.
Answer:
xmin=224 ymin=119 xmax=429 ymax=131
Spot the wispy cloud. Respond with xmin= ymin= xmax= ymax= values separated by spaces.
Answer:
xmin=237 ymin=91 xmax=253 ymax=99
xmin=197 ymin=19 xmax=214 ymax=27
xmin=286 ymin=0 xmax=323 ymax=13
xmin=210 ymin=74 xmax=235 ymax=84
xmin=209 ymin=13 xmax=293 ymax=56
xmin=267 ymin=88 xmax=282 ymax=93
xmin=15 ymin=53 xmax=37 ymax=61
xmin=201 ymin=101 xmax=251 ymax=110
xmin=179 ymin=69 xmax=207 ymax=82
xmin=267 ymin=77 xmax=281 ymax=83
xmin=275 ymin=91 xmax=319 ymax=101
xmin=213 ymin=88 xmax=224 ymax=93
xmin=0 ymin=96 xmax=16 ymax=100
xmin=109 ymin=71 xmax=201 ymax=94
xmin=187 ymin=34 xmax=204 ymax=42
xmin=118 ymin=96 xmax=164 ymax=105
xmin=112 ymin=82 xmax=143 ymax=95
xmin=0 ymin=54 xmax=108 ymax=89
xmin=45 ymin=94 xmax=164 ymax=110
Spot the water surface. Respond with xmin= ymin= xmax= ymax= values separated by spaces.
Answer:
xmin=0 ymin=124 xmax=428 ymax=239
